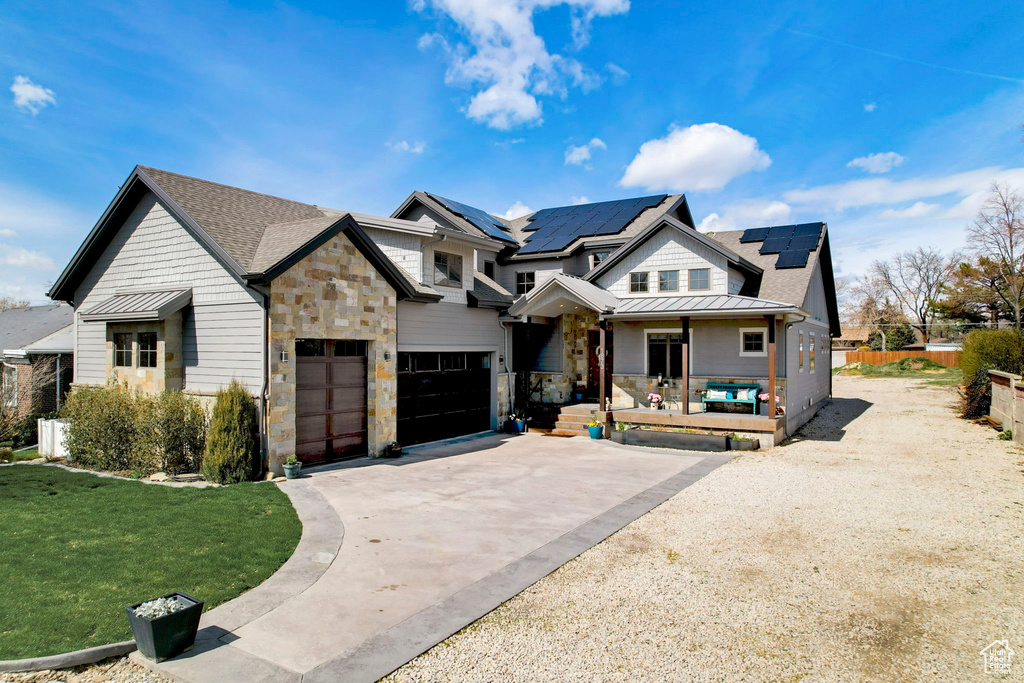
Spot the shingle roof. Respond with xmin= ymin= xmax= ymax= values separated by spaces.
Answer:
xmin=139 ymin=166 xmax=326 ymax=272
xmin=711 ymin=227 xmax=825 ymax=307
xmin=0 ymin=304 xmax=74 ymax=352
xmin=469 ymin=271 xmax=514 ymax=308
xmin=248 ymin=215 xmax=341 ymax=275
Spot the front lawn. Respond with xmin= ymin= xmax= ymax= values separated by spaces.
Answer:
xmin=0 ymin=465 xmax=301 ymax=660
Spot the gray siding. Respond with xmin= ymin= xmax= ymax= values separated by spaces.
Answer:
xmin=612 ymin=318 xmax=782 ymax=377
xmin=597 ymin=227 xmax=729 ymax=297
xmin=72 ymin=192 xmax=264 ymax=392
xmin=802 ymin=260 xmax=830 ymax=324
xmin=500 ymin=259 xmax=564 ymax=295
xmin=182 ymin=303 xmax=265 ymax=392
xmin=784 ymin=319 xmax=832 ymax=432
xmin=398 ymin=301 xmax=504 ymax=350
xmin=534 ymin=318 xmax=563 ymax=372
xmin=363 ymin=226 xmax=423 ymax=283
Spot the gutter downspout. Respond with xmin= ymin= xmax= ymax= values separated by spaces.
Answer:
xmin=499 ymin=319 xmax=513 ymax=420
xmin=259 ymin=288 xmax=271 ymax=477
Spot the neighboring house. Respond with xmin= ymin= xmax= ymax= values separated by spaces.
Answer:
xmin=0 ymin=304 xmax=75 ymax=419
xmin=49 ymin=166 xmax=839 ymax=471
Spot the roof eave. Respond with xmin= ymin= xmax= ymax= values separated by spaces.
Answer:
xmin=602 ymin=306 xmax=805 ymax=321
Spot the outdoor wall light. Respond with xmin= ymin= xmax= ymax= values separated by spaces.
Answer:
xmin=281 ymin=350 xmax=289 ymax=362
xmin=384 ymin=351 xmax=392 ymax=361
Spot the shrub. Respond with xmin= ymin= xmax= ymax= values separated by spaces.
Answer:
xmin=154 ymin=391 xmax=207 ymax=474
xmin=960 ymin=329 xmax=1024 ymax=379
xmin=61 ymin=385 xmax=206 ymax=475
xmin=962 ymin=366 xmax=993 ymax=420
xmin=202 ymin=381 xmax=260 ymax=484
xmin=868 ymin=323 xmax=915 ymax=351
xmin=0 ymin=448 xmax=13 ymax=463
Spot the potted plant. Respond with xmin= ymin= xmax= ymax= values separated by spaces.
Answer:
xmin=510 ymin=412 xmax=527 ymax=433
xmin=758 ymin=393 xmax=785 ymax=415
xmin=282 ymin=454 xmax=302 ymax=479
xmin=648 ymin=392 xmax=664 ymax=410
xmin=728 ymin=433 xmax=760 ymax=451
xmin=610 ymin=422 xmax=633 ymax=443
xmin=382 ymin=441 xmax=402 ymax=458
xmin=586 ymin=419 xmax=604 ymax=439
xmin=126 ymin=593 xmax=204 ymax=662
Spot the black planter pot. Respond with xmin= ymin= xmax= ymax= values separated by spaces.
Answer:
xmin=126 ymin=592 xmax=204 ymax=662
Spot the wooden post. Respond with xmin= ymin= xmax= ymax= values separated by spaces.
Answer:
xmin=681 ymin=316 xmax=690 ymax=415
xmin=767 ymin=314 xmax=776 ymax=419
xmin=598 ymin=319 xmax=607 ymax=410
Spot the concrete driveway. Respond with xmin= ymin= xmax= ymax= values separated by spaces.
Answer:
xmin=142 ymin=432 xmax=729 ymax=683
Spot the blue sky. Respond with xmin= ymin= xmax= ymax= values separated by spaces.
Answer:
xmin=2 ymin=0 xmax=1023 ymax=302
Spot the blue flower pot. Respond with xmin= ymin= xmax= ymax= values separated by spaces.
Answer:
xmin=515 ymin=419 xmax=527 ymax=433
xmin=587 ymin=425 xmax=603 ymax=439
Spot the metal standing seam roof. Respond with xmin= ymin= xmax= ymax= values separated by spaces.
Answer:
xmin=611 ymin=294 xmax=800 ymax=315
xmin=80 ymin=289 xmax=193 ymax=322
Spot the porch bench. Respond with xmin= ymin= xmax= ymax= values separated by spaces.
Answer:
xmin=702 ymin=382 xmax=761 ymax=415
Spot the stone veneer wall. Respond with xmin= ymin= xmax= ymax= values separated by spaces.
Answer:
xmin=497 ymin=372 xmax=512 ymax=426
xmin=105 ymin=312 xmax=183 ymax=393
xmin=267 ymin=233 xmax=397 ymax=471
xmin=612 ymin=375 xmax=787 ymax=415
xmin=529 ymin=309 xmax=599 ymax=404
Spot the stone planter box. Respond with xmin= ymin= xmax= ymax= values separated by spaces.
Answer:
xmin=728 ymin=437 xmax=760 ymax=451
xmin=610 ymin=428 xmax=729 ymax=452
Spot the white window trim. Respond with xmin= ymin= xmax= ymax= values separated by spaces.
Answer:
xmin=643 ymin=328 xmax=695 ymax=378
xmin=809 ymin=332 xmax=816 ymax=374
xmin=738 ymin=327 xmax=768 ymax=358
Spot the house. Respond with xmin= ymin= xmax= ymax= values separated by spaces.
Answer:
xmin=0 ymin=303 xmax=75 ymax=419
xmin=49 ymin=166 xmax=839 ymax=471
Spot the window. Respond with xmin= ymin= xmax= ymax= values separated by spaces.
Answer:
xmin=138 ymin=332 xmax=158 ymax=368
xmin=647 ymin=333 xmax=685 ymax=378
xmin=114 ymin=333 xmax=133 ymax=367
xmin=1 ymin=364 xmax=16 ymax=408
xmin=809 ymin=332 xmax=816 ymax=373
xmin=629 ymin=272 xmax=649 ymax=293
xmin=799 ymin=331 xmax=804 ymax=371
xmin=739 ymin=327 xmax=767 ymax=357
xmin=592 ymin=251 xmax=610 ymax=267
xmin=433 ymin=251 xmax=463 ymax=288
xmin=658 ymin=270 xmax=679 ymax=292
xmin=334 ymin=340 xmax=367 ymax=357
xmin=295 ymin=339 xmax=326 ymax=357
xmin=688 ymin=268 xmax=710 ymax=291
xmin=515 ymin=271 xmax=535 ymax=295
xmin=483 ymin=260 xmax=496 ymax=280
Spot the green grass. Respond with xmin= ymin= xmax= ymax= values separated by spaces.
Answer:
xmin=0 ymin=465 xmax=301 ymax=660
xmin=12 ymin=446 xmax=38 ymax=461
xmin=836 ymin=357 xmax=963 ymax=386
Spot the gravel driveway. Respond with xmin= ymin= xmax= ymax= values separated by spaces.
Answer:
xmin=387 ymin=376 xmax=1024 ymax=682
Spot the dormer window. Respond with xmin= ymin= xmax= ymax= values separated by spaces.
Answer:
xmin=592 ymin=251 xmax=610 ymax=268
xmin=434 ymin=251 xmax=463 ymax=288
xmin=516 ymin=271 xmax=535 ymax=295
xmin=629 ymin=272 xmax=649 ymax=293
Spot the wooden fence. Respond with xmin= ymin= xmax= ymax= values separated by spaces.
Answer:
xmin=844 ymin=350 xmax=961 ymax=367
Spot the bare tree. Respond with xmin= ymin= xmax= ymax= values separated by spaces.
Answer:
xmin=847 ymin=278 xmax=909 ymax=350
xmin=965 ymin=183 xmax=1024 ymax=329
xmin=0 ymin=297 xmax=29 ymax=314
xmin=869 ymin=247 xmax=962 ymax=342
xmin=0 ymin=366 xmax=18 ymax=444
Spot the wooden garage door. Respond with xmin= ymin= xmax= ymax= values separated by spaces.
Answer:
xmin=295 ymin=339 xmax=368 ymax=463
xmin=397 ymin=352 xmax=490 ymax=446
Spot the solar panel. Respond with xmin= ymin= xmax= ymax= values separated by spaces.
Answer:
xmin=766 ymin=225 xmax=795 ymax=240
xmin=788 ymin=234 xmax=820 ymax=251
xmin=740 ymin=228 xmax=771 ymax=243
xmin=519 ymin=194 xmax=667 ymax=253
xmin=430 ymin=194 xmax=516 ymax=243
xmin=776 ymin=249 xmax=809 ymax=268
xmin=792 ymin=222 xmax=823 ymax=237
xmin=759 ymin=237 xmax=792 ymax=254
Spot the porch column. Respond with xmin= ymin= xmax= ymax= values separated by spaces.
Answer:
xmin=767 ymin=314 xmax=776 ymax=419
xmin=681 ymin=316 xmax=690 ymax=415
xmin=599 ymin=319 xmax=607 ymax=410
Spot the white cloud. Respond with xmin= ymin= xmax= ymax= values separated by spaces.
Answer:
xmin=878 ymin=201 xmax=938 ymax=219
xmin=572 ymin=195 xmax=590 ymax=204
xmin=0 ymin=244 xmax=56 ymax=271
xmin=620 ymin=123 xmax=771 ymax=192
xmin=782 ymin=166 xmax=1024 ymax=212
xmin=606 ymin=62 xmax=630 ymax=84
xmin=502 ymin=201 xmax=533 ymax=219
xmin=414 ymin=0 xmax=629 ymax=129
xmin=863 ymin=102 xmax=877 ymax=112
xmin=697 ymin=199 xmax=792 ymax=232
xmin=564 ymin=137 xmax=606 ymax=166
xmin=10 ymin=76 xmax=56 ymax=115
xmin=386 ymin=140 xmax=425 ymax=154
xmin=847 ymin=151 xmax=906 ymax=174
xmin=0 ymin=229 xmax=15 ymax=238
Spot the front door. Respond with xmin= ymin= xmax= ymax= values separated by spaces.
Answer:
xmin=586 ymin=328 xmax=613 ymax=400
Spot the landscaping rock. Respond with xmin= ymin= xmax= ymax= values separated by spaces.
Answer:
xmin=146 ymin=473 xmax=168 ymax=482
xmin=0 ymin=656 xmax=169 ymax=683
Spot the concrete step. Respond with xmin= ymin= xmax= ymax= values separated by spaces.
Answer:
xmin=554 ymin=420 xmax=593 ymax=431
xmin=554 ymin=413 xmax=592 ymax=425
xmin=558 ymin=404 xmax=600 ymax=416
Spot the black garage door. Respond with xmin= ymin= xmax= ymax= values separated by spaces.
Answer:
xmin=397 ymin=352 xmax=491 ymax=446
xmin=295 ymin=339 xmax=368 ymax=463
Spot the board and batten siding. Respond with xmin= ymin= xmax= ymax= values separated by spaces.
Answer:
xmin=73 ymin=191 xmax=264 ymax=392
xmin=784 ymin=319 xmax=831 ymax=433
xmin=611 ymin=318 xmax=782 ymax=377
xmin=597 ymin=227 xmax=728 ymax=297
